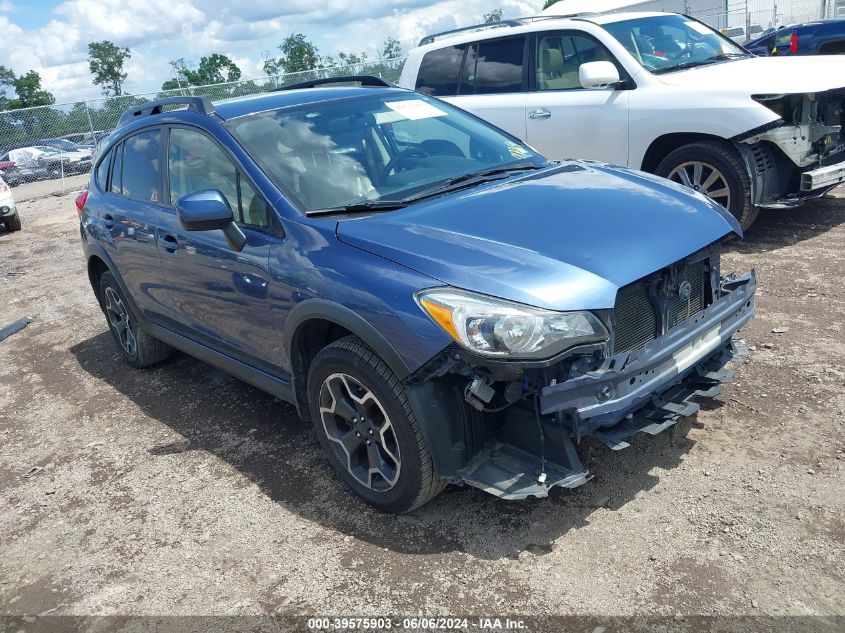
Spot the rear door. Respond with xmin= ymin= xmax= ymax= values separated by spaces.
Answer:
xmin=155 ymin=126 xmax=279 ymax=368
xmin=97 ymin=128 xmax=171 ymax=320
xmin=415 ymin=36 xmax=528 ymax=141
xmin=524 ymin=30 xmax=630 ymax=165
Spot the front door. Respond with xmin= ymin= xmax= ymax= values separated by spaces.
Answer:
xmin=156 ymin=126 xmax=279 ymax=368
xmin=525 ymin=31 xmax=630 ymax=165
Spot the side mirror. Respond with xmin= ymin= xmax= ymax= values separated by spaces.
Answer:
xmin=579 ymin=61 xmax=621 ymax=90
xmin=176 ymin=189 xmax=246 ymax=252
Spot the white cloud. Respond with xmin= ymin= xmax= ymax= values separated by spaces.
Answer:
xmin=0 ymin=0 xmax=545 ymax=103
xmin=0 ymin=1 xmax=15 ymax=12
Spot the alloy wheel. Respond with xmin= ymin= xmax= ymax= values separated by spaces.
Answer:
xmin=667 ymin=161 xmax=732 ymax=209
xmin=318 ymin=372 xmax=401 ymax=492
xmin=104 ymin=286 xmax=137 ymax=356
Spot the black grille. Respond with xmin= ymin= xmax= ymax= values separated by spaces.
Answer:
xmin=612 ymin=259 xmax=709 ymax=354
xmin=667 ymin=260 xmax=706 ymax=330
xmin=611 ymin=283 xmax=658 ymax=353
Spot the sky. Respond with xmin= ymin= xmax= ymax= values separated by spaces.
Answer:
xmin=0 ymin=0 xmax=541 ymax=104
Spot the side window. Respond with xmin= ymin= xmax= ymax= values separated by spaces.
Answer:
xmin=121 ymin=129 xmax=162 ymax=203
xmin=239 ymin=176 xmax=269 ymax=228
xmin=473 ymin=36 xmax=525 ymax=94
xmin=415 ymin=45 xmax=465 ymax=96
xmin=537 ymin=33 xmax=617 ymax=91
xmin=96 ymin=149 xmax=112 ymax=191
xmin=168 ymin=128 xmax=237 ymax=211
xmin=110 ymin=143 xmax=124 ymax=194
xmin=168 ymin=127 xmax=269 ymax=229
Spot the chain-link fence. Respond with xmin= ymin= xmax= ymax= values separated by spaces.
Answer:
xmin=0 ymin=57 xmax=405 ymax=194
xmin=689 ymin=0 xmax=832 ymax=35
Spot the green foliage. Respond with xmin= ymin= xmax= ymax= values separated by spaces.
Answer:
xmin=161 ymin=55 xmax=242 ymax=92
xmin=5 ymin=70 xmax=56 ymax=109
xmin=264 ymin=33 xmax=322 ymax=77
xmin=379 ymin=37 xmax=402 ymax=60
xmin=88 ymin=40 xmax=131 ymax=96
xmin=542 ymin=0 xmax=560 ymax=9
xmin=482 ymin=8 xmax=504 ymax=23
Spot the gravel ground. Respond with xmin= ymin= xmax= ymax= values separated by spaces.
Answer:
xmin=0 ymin=187 xmax=843 ymax=630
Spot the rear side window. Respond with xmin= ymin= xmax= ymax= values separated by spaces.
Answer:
xmin=96 ymin=149 xmax=112 ymax=191
xmin=121 ymin=129 xmax=163 ymax=203
xmin=415 ymin=44 xmax=466 ymax=96
xmin=469 ymin=36 xmax=526 ymax=94
xmin=109 ymin=144 xmax=123 ymax=194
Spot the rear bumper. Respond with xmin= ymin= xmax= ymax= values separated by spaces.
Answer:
xmin=801 ymin=160 xmax=845 ymax=192
xmin=540 ymin=270 xmax=756 ymax=434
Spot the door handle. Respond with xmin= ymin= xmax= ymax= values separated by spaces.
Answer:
xmin=528 ymin=109 xmax=552 ymax=120
xmin=159 ymin=233 xmax=180 ymax=253
xmin=102 ymin=214 xmax=114 ymax=229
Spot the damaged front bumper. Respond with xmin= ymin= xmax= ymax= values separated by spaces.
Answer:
xmin=453 ymin=270 xmax=756 ymax=501
xmin=540 ymin=269 xmax=756 ymax=433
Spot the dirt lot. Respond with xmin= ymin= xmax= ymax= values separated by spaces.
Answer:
xmin=1 ymin=187 xmax=843 ymax=630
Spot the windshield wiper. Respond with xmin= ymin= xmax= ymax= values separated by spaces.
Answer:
xmin=400 ymin=162 xmax=545 ymax=204
xmin=306 ymin=200 xmax=408 ymax=217
xmin=652 ymin=52 xmax=752 ymax=74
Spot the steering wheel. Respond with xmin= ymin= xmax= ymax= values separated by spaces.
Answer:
xmin=380 ymin=148 xmax=430 ymax=184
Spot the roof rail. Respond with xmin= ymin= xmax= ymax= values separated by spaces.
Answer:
xmin=117 ymin=96 xmax=216 ymax=128
xmin=417 ymin=14 xmax=592 ymax=46
xmin=272 ymin=75 xmax=394 ymax=92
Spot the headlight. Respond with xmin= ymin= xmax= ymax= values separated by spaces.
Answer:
xmin=416 ymin=288 xmax=608 ymax=359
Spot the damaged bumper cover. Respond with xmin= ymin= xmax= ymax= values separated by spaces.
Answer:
xmin=540 ymin=269 xmax=756 ymax=441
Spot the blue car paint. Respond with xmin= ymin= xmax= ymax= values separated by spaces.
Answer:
xmin=337 ymin=162 xmax=740 ymax=312
xmin=745 ymin=19 xmax=845 ymax=56
xmin=83 ymin=87 xmax=742 ymax=380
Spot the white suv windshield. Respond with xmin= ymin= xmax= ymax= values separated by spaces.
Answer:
xmin=228 ymin=93 xmax=545 ymax=212
xmin=602 ymin=14 xmax=749 ymax=74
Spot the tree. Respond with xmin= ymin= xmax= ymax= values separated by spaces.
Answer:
xmin=88 ymin=40 xmax=131 ymax=96
xmin=264 ymin=33 xmax=322 ymax=77
xmin=0 ymin=65 xmax=16 ymax=109
xmin=161 ymin=54 xmax=242 ymax=91
xmin=379 ymin=37 xmax=402 ymax=61
xmin=7 ymin=70 xmax=55 ymax=109
xmin=482 ymin=9 xmax=503 ymax=22
xmin=542 ymin=0 xmax=560 ymax=9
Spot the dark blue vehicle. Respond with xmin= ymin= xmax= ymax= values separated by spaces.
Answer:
xmin=746 ymin=19 xmax=845 ymax=56
xmin=78 ymin=77 xmax=756 ymax=512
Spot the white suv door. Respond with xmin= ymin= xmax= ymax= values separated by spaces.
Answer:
xmin=525 ymin=31 xmax=630 ymax=166
xmin=438 ymin=36 xmax=529 ymax=141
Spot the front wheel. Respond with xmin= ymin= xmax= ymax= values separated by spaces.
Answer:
xmin=307 ymin=336 xmax=446 ymax=513
xmin=99 ymin=271 xmax=173 ymax=368
xmin=656 ymin=140 xmax=759 ymax=230
xmin=4 ymin=213 xmax=21 ymax=232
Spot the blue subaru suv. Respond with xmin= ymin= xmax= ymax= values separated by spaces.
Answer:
xmin=78 ymin=76 xmax=756 ymax=512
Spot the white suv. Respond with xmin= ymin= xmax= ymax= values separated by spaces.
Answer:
xmin=399 ymin=11 xmax=845 ymax=230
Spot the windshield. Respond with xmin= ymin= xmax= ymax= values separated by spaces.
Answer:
xmin=227 ymin=92 xmax=546 ymax=212
xmin=44 ymin=139 xmax=78 ymax=151
xmin=602 ymin=14 xmax=749 ymax=74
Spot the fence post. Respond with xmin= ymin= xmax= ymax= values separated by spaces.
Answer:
xmin=84 ymin=101 xmax=96 ymax=141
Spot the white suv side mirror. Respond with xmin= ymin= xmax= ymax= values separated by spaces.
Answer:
xmin=579 ymin=61 xmax=621 ymax=90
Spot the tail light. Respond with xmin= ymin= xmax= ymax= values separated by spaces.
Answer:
xmin=75 ymin=189 xmax=89 ymax=216
xmin=790 ymin=32 xmax=799 ymax=54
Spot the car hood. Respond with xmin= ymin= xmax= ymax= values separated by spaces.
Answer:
xmin=336 ymin=163 xmax=740 ymax=312
xmin=656 ymin=56 xmax=845 ymax=94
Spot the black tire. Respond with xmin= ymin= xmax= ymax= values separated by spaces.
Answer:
xmin=655 ymin=140 xmax=759 ymax=231
xmin=98 ymin=271 xmax=173 ymax=368
xmin=307 ymin=336 xmax=446 ymax=513
xmin=5 ymin=213 xmax=21 ymax=232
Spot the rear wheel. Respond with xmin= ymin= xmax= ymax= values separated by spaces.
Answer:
xmin=656 ymin=140 xmax=758 ymax=230
xmin=307 ymin=336 xmax=445 ymax=513
xmin=99 ymin=271 xmax=172 ymax=368
xmin=4 ymin=213 xmax=21 ymax=232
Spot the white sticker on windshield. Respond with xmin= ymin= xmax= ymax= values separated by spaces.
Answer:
xmin=685 ymin=20 xmax=713 ymax=36
xmin=385 ymin=100 xmax=448 ymax=121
